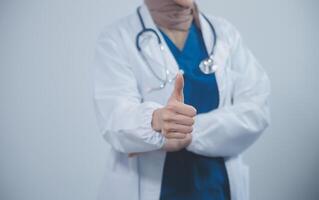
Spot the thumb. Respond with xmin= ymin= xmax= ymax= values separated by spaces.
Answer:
xmin=169 ymin=73 xmax=184 ymax=102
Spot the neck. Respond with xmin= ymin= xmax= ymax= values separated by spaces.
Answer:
xmin=145 ymin=0 xmax=194 ymax=31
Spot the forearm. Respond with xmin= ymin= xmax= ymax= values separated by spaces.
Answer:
xmin=95 ymin=99 xmax=166 ymax=154
xmin=187 ymin=100 xmax=270 ymax=157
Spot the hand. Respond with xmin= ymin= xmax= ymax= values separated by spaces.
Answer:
xmin=152 ymin=73 xmax=197 ymax=151
xmin=162 ymin=132 xmax=192 ymax=152
xmin=129 ymin=74 xmax=196 ymax=157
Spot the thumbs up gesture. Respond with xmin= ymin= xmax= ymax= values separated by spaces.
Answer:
xmin=151 ymin=73 xmax=197 ymax=152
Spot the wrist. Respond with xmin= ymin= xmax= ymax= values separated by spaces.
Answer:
xmin=151 ymin=108 xmax=162 ymax=132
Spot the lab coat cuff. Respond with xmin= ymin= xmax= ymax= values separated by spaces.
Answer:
xmin=186 ymin=127 xmax=204 ymax=154
xmin=141 ymin=101 xmax=166 ymax=149
xmin=186 ymin=135 xmax=198 ymax=153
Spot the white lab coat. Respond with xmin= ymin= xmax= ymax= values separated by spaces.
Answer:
xmin=93 ymin=4 xmax=270 ymax=200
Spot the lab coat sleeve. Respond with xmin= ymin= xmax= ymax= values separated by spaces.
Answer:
xmin=93 ymin=32 xmax=165 ymax=154
xmin=187 ymin=26 xmax=271 ymax=157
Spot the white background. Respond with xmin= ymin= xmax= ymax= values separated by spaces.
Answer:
xmin=1 ymin=0 xmax=318 ymax=199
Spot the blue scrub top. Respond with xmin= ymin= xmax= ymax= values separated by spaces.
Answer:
xmin=159 ymin=22 xmax=231 ymax=200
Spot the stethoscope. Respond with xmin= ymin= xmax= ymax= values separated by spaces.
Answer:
xmin=136 ymin=6 xmax=218 ymax=93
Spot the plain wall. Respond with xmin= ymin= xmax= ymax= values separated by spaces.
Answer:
xmin=0 ymin=0 xmax=318 ymax=199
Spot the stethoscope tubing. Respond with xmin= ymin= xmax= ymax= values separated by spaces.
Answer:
xmin=135 ymin=6 xmax=217 ymax=92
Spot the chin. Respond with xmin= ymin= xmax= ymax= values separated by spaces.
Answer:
xmin=174 ymin=0 xmax=194 ymax=7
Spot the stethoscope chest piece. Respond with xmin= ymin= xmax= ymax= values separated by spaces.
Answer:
xmin=199 ymin=57 xmax=218 ymax=74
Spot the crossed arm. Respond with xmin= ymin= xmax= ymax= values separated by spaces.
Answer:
xmin=93 ymin=28 xmax=270 ymax=157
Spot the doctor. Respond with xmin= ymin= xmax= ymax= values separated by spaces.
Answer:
xmin=93 ymin=0 xmax=270 ymax=200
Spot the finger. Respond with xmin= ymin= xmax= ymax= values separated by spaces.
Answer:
xmin=162 ymin=134 xmax=192 ymax=152
xmin=171 ymin=114 xmax=195 ymax=126
xmin=167 ymin=101 xmax=197 ymax=117
xmin=162 ymin=111 xmax=194 ymax=126
xmin=161 ymin=109 xmax=177 ymax=122
xmin=162 ymin=122 xmax=193 ymax=134
xmin=180 ymin=134 xmax=192 ymax=146
xmin=164 ymin=132 xmax=187 ymax=139
xmin=169 ymin=123 xmax=193 ymax=134
xmin=168 ymin=73 xmax=184 ymax=103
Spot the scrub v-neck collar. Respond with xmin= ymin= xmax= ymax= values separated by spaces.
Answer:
xmin=159 ymin=22 xmax=198 ymax=56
